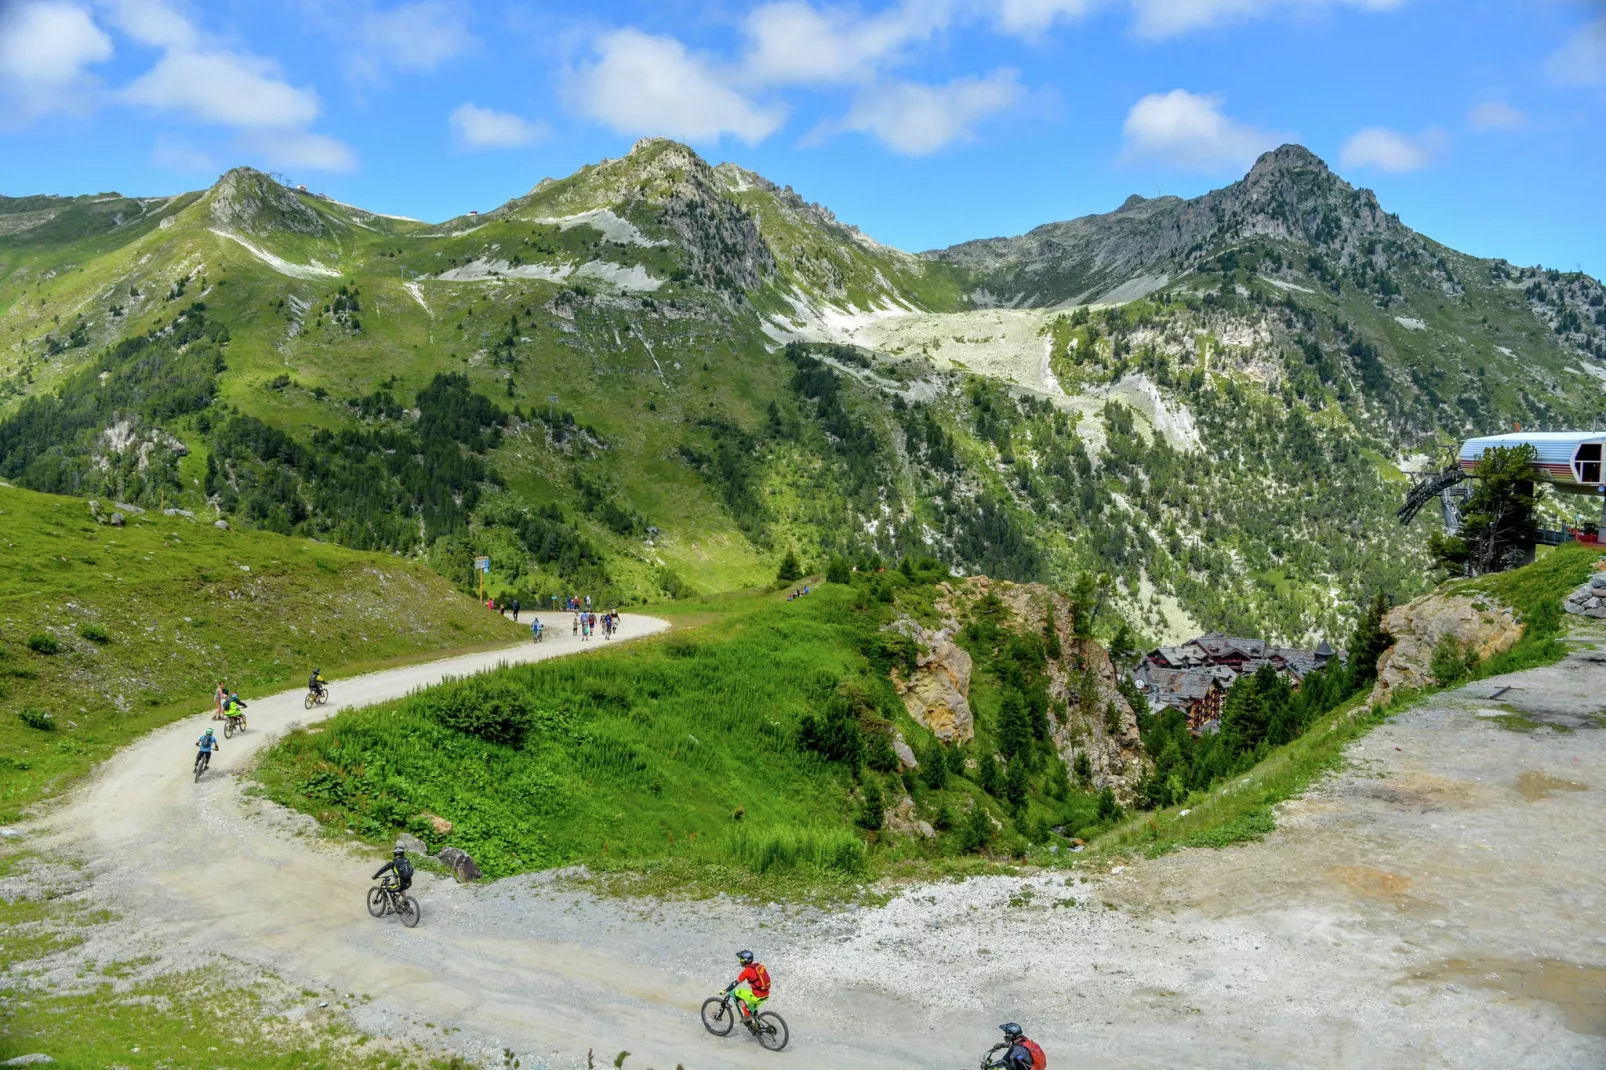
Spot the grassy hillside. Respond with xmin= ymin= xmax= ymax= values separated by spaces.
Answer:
xmin=255 ymin=567 xmax=1131 ymax=894
xmin=0 ymin=483 xmax=524 ymax=823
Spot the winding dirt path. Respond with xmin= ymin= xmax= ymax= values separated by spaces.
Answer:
xmin=28 ymin=622 xmax=1606 ymax=1069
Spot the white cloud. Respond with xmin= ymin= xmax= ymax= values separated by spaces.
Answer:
xmin=0 ymin=0 xmax=114 ymax=122
xmin=1466 ymin=101 xmax=1525 ymax=132
xmin=105 ymin=0 xmax=356 ymax=171
xmin=1338 ymin=126 xmax=1447 ymax=173
xmin=567 ymin=28 xmax=784 ymax=145
xmin=1546 ymin=16 xmax=1606 ymax=86
xmin=361 ymin=1 xmax=474 ymax=71
xmin=124 ymin=49 xmax=321 ymax=128
xmin=149 ymin=134 xmax=215 ymax=172
xmin=839 ymin=69 xmax=1024 ymax=154
xmin=739 ymin=0 xmax=949 ymax=86
xmin=992 ymin=0 xmax=1101 ymax=35
xmin=450 ymin=102 xmax=549 ymax=149
xmin=1121 ymin=89 xmax=1279 ymax=171
xmin=1127 ymin=0 xmax=1404 ymax=40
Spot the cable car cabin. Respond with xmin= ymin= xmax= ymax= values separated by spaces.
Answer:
xmin=1458 ymin=432 xmax=1606 ymax=495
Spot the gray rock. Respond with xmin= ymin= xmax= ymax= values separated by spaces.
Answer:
xmin=214 ymin=519 xmax=230 ymax=530
xmin=396 ymin=832 xmax=429 ymax=856
xmin=437 ymin=845 xmax=483 ymax=882
xmin=4 ymin=1056 xmax=56 ymax=1066
xmin=108 ymin=512 xmax=125 ymax=527
xmin=1590 ymin=574 xmax=1606 ymax=591
xmin=892 ymin=731 xmax=919 ymax=770
xmin=163 ymin=507 xmax=195 ymax=518
xmin=113 ymin=501 xmax=145 ymax=515
xmin=1589 ymin=607 xmax=1606 ymax=619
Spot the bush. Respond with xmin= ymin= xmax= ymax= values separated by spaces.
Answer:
xmin=415 ymin=676 xmax=536 ymax=747
xmin=865 ymin=729 xmax=901 ymax=773
xmin=825 ymin=556 xmax=852 ymax=584
xmin=856 ymin=776 xmax=885 ymax=830
xmin=77 ymin=622 xmax=110 ymax=644
xmin=20 ymin=707 xmax=56 ymax=732
xmin=26 ymin=632 xmax=60 ymax=655
xmin=776 ymin=549 xmax=802 ymax=584
xmin=957 ymin=802 xmax=993 ymax=853
xmin=921 ymin=740 xmax=948 ymax=789
xmin=1430 ymin=635 xmax=1479 ymax=687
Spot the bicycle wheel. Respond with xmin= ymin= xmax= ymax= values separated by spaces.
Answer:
xmin=304 ymin=692 xmax=315 ymax=710
xmin=193 ymin=754 xmax=207 ymax=782
xmin=223 ymin=720 xmax=235 ymax=739
xmin=366 ymin=886 xmax=387 ymax=918
xmin=399 ymin=896 xmax=421 ymax=928
xmin=317 ymin=690 xmax=328 ymax=706
xmin=700 ymin=997 xmax=734 ymax=1037
xmin=755 ymin=1011 xmax=789 ymax=1052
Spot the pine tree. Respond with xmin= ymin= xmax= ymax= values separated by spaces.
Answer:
xmin=1003 ymin=756 xmax=1030 ymax=815
xmin=978 ymin=751 xmax=1003 ymax=797
xmin=997 ymin=690 xmax=1033 ymax=760
xmin=776 ymin=549 xmax=802 ymax=584
xmin=856 ymin=776 xmax=885 ymax=830
xmin=1348 ymin=591 xmax=1393 ymax=689
xmin=1042 ymin=604 xmax=1062 ymax=659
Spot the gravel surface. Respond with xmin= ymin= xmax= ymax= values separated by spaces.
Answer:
xmin=14 ymin=621 xmax=1606 ymax=1069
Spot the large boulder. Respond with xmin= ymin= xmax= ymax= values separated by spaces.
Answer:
xmin=1563 ymin=565 xmax=1606 ymax=619
xmin=436 ymin=845 xmax=482 ymax=882
xmin=1371 ymin=592 xmax=1523 ymax=706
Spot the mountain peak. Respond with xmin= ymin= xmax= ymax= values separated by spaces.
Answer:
xmin=208 ymin=166 xmax=326 ymax=237
xmin=1247 ymin=143 xmax=1332 ymax=179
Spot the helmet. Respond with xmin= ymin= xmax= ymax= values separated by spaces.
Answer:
xmin=313 ymin=668 xmax=321 ymax=675
xmin=202 ymin=727 xmax=214 ymax=737
xmin=1000 ymin=1023 xmax=1023 ymax=1040
xmin=736 ymin=950 xmax=754 ymax=965
xmin=394 ymin=843 xmax=406 ymax=856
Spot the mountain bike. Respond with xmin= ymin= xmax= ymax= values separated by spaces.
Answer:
xmin=223 ymin=711 xmax=247 ymax=737
xmin=963 ymin=1043 xmax=1010 ymax=1069
xmin=700 ymin=991 xmax=788 ymax=1052
xmin=366 ymin=876 xmax=420 ymax=928
xmin=193 ymin=749 xmax=214 ymax=782
xmin=304 ymin=683 xmax=329 ymax=710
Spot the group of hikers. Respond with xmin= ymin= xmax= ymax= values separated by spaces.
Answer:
xmin=785 ymin=585 xmax=813 ymax=601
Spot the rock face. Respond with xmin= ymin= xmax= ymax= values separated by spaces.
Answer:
xmin=436 ymin=846 xmax=482 ymax=883
xmin=1563 ymin=567 xmax=1606 ymax=619
xmin=883 ymin=794 xmax=936 ymax=839
xmin=889 ymin=577 xmax=1147 ymax=802
xmin=888 ymin=619 xmax=975 ymax=743
xmin=1370 ymin=591 xmax=1524 ymax=706
xmin=209 ymin=167 xmax=327 ymax=236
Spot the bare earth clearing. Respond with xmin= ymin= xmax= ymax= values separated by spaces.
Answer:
xmin=17 ymin=621 xmax=1606 ymax=1069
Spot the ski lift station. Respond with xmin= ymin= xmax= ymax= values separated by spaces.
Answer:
xmin=1457 ymin=432 xmax=1605 ymax=494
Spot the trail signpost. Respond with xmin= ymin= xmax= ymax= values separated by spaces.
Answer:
xmin=475 ymin=556 xmax=490 ymax=602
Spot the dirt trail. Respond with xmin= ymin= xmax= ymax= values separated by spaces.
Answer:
xmin=25 ymin=623 xmax=1606 ymax=1069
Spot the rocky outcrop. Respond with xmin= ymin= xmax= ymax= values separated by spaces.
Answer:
xmin=436 ymin=845 xmax=482 ymax=883
xmin=883 ymin=794 xmax=935 ymax=839
xmin=1564 ymin=567 xmax=1606 ymax=619
xmin=891 ymin=577 xmax=1147 ymax=802
xmin=208 ymin=167 xmax=326 ymax=237
xmin=1370 ymin=591 xmax=1524 ymax=706
xmin=888 ymin=619 xmax=974 ymax=743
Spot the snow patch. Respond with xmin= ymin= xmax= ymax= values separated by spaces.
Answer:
xmin=1394 ymin=316 xmax=1427 ymax=331
xmin=532 ymin=209 xmax=665 ymax=247
xmin=209 ymin=228 xmax=340 ymax=280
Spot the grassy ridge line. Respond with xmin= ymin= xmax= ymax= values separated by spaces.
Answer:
xmin=0 ymin=483 xmax=526 ymax=824
xmin=1096 ymin=542 xmax=1604 ymax=859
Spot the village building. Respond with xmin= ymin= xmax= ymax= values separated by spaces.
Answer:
xmin=1132 ymin=633 xmax=1338 ymax=734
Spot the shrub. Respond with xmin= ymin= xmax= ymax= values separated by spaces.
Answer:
xmin=957 ymin=803 xmax=993 ymax=853
xmin=20 ymin=707 xmax=56 ymax=732
xmin=865 ymin=729 xmax=901 ymax=773
xmin=921 ymin=740 xmax=948 ymax=789
xmin=26 ymin=632 xmax=59 ymax=655
xmin=1096 ymin=786 xmax=1121 ymax=822
xmin=856 ymin=776 xmax=885 ymax=830
xmin=796 ymin=695 xmax=864 ymax=766
xmin=825 ymin=556 xmax=852 ymax=584
xmin=1430 ymin=635 xmax=1479 ymax=687
xmin=416 ymin=676 xmax=536 ymax=747
xmin=776 ymin=549 xmax=802 ymax=584
xmin=77 ymin=622 xmax=110 ymax=644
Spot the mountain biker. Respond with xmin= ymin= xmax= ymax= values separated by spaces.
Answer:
xmin=372 ymin=843 xmax=415 ymax=907
xmin=223 ymin=690 xmax=247 ymax=716
xmin=724 ymin=950 xmax=771 ymax=1021
xmin=308 ymin=668 xmax=326 ymax=698
xmin=531 ymin=617 xmax=543 ymax=642
xmin=986 ymin=1023 xmax=1046 ymax=1070
xmin=195 ymin=726 xmax=220 ymax=767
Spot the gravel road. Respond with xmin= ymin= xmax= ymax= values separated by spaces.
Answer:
xmin=21 ymin=621 xmax=1606 ymax=1069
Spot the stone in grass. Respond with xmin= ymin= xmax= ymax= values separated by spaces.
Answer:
xmin=396 ymin=832 xmax=429 ymax=856
xmin=108 ymin=512 xmax=125 ymax=527
xmin=4 ymin=1055 xmax=56 ymax=1066
xmin=437 ymin=846 xmax=483 ymax=882
xmin=214 ymin=519 xmax=230 ymax=530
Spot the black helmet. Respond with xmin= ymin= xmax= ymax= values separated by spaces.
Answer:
xmin=736 ymin=950 xmax=754 ymax=965
xmin=1000 ymin=1023 xmax=1023 ymax=1040
xmin=393 ymin=843 xmax=406 ymax=856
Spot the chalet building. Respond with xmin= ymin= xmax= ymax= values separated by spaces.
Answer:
xmin=1133 ymin=633 xmax=1338 ymax=734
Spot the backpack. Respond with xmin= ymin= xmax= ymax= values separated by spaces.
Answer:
xmin=1019 ymin=1038 xmax=1046 ymax=1070
xmin=395 ymin=856 xmax=414 ymax=880
xmin=751 ymin=963 xmax=771 ymax=995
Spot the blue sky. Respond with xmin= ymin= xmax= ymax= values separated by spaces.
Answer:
xmin=2 ymin=0 xmax=1604 ymax=275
